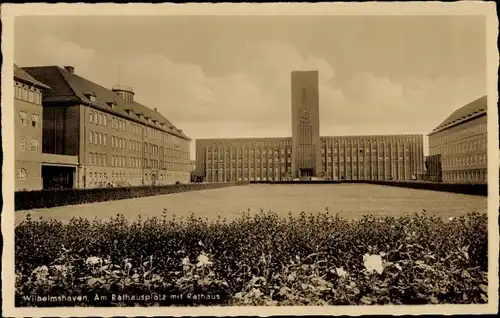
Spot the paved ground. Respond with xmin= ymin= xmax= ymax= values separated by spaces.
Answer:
xmin=15 ymin=184 xmax=487 ymax=225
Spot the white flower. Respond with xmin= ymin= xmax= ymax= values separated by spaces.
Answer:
xmin=52 ymin=265 xmax=64 ymax=271
xmin=33 ymin=266 xmax=49 ymax=281
xmin=449 ymin=217 xmax=455 ymax=221
xmin=335 ymin=267 xmax=347 ymax=278
xmin=196 ymin=253 xmax=213 ymax=267
xmin=124 ymin=261 xmax=132 ymax=271
xmin=85 ymin=256 xmax=102 ymax=266
xmin=33 ymin=265 xmax=49 ymax=274
xmin=363 ymin=253 xmax=384 ymax=275
xmin=181 ymin=257 xmax=191 ymax=266
xmin=395 ymin=263 xmax=403 ymax=271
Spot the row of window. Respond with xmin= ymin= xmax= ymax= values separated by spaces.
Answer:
xmin=206 ymin=138 xmax=418 ymax=149
xmin=86 ymin=170 xmax=189 ymax=186
xmin=206 ymin=145 xmax=413 ymax=156
xmin=19 ymin=137 xmax=39 ymax=152
xmin=113 ymin=155 xmax=130 ymax=168
xmin=431 ymin=122 xmax=487 ymax=147
xmin=130 ymin=123 xmax=142 ymax=135
xmin=89 ymin=109 xmax=184 ymax=143
xmin=147 ymin=127 xmax=158 ymax=139
xmin=89 ymin=131 xmax=107 ymax=146
xmin=18 ymin=111 xmax=40 ymax=128
xmin=89 ymin=110 xmax=108 ymax=127
xmin=89 ymin=152 xmax=107 ymax=166
xmin=112 ymin=136 xmax=128 ymax=149
xmin=206 ymin=175 xmax=408 ymax=182
xmin=436 ymin=138 xmax=487 ymax=155
xmin=88 ymin=133 xmax=187 ymax=163
xmin=207 ymin=169 xmax=409 ymax=181
xmin=206 ymin=163 xmax=412 ymax=174
xmin=14 ymin=84 xmax=42 ymax=105
xmin=145 ymin=143 xmax=159 ymax=155
xmin=206 ymin=155 xmax=411 ymax=166
xmin=98 ymin=155 xmax=191 ymax=172
xmin=112 ymin=117 xmax=127 ymax=131
xmin=442 ymin=169 xmax=487 ymax=183
xmin=166 ymin=148 xmax=189 ymax=161
xmin=443 ymin=153 xmax=487 ymax=167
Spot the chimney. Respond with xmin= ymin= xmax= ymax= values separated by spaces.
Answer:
xmin=154 ymin=108 xmax=158 ymax=112
xmin=64 ymin=66 xmax=74 ymax=74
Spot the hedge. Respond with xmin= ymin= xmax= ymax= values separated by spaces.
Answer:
xmin=15 ymin=209 xmax=488 ymax=306
xmin=15 ymin=182 xmax=249 ymax=211
xmin=251 ymin=180 xmax=487 ymax=196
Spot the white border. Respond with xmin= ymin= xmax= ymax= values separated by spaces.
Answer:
xmin=2 ymin=2 xmax=499 ymax=316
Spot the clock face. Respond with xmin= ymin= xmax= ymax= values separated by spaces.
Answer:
xmin=300 ymin=111 xmax=311 ymax=124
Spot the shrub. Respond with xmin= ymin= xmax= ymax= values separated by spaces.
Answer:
xmin=15 ymin=210 xmax=488 ymax=306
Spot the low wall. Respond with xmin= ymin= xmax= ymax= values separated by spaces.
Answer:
xmin=15 ymin=182 xmax=249 ymax=211
xmin=250 ymin=180 xmax=487 ymax=196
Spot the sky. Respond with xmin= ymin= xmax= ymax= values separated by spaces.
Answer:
xmin=14 ymin=15 xmax=487 ymax=158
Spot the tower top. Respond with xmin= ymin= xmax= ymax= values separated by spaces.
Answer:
xmin=291 ymin=70 xmax=319 ymax=74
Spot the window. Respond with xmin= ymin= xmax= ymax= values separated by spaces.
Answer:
xmin=20 ymin=137 xmax=26 ymax=151
xmin=89 ymin=111 xmax=93 ymax=123
xmin=103 ymin=134 xmax=107 ymax=146
xmin=89 ymin=131 xmax=93 ymax=144
xmin=31 ymin=114 xmax=39 ymax=128
xmin=14 ymin=85 xmax=21 ymax=99
xmin=34 ymin=92 xmax=41 ymax=105
xmin=19 ymin=111 xmax=27 ymax=126
xmin=17 ymin=168 xmax=27 ymax=180
xmin=30 ymin=138 xmax=38 ymax=152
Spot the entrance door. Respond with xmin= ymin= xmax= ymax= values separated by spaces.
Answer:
xmin=299 ymin=169 xmax=314 ymax=177
xmin=42 ymin=165 xmax=75 ymax=189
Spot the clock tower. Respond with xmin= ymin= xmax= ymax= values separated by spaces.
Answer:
xmin=291 ymin=71 xmax=321 ymax=178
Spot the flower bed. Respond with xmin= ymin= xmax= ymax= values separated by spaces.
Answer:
xmin=15 ymin=210 xmax=488 ymax=306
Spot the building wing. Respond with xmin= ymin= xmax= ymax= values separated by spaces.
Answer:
xmin=14 ymin=64 xmax=51 ymax=89
xmin=430 ymin=95 xmax=487 ymax=134
xmin=22 ymin=65 xmax=190 ymax=141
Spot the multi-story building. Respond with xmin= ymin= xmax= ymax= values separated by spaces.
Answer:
xmin=196 ymin=134 xmax=424 ymax=182
xmin=14 ymin=64 xmax=51 ymax=191
xmin=424 ymin=154 xmax=443 ymax=182
xmin=195 ymin=71 xmax=425 ymax=182
xmin=428 ymin=95 xmax=487 ymax=184
xmin=22 ymin=65 xmax=191 ymax=189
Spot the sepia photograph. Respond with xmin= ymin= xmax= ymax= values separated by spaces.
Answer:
xmin=1 ymin=2 xmax=499 ymax=316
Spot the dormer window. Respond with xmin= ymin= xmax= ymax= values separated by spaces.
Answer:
xmin=106 ymin=101 xmax=117 ymax=110
xmin=84 ymin=92 xmax=96 ymax=103
xmin=124 ymin=108 xmax=133 ymax=115
xmin=137 ymin=113 xmax=143 ymax=120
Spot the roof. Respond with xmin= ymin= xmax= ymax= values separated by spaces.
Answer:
xmin=430 ymin=95 xmax=487 ymax=135
xmin=22 ymin=65 xmax=190 ymax=141
xmin=14 ymin=64 xmax=51 ymax=89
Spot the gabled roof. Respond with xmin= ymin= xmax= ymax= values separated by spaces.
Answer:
xmin=22 ymin=65 xmax=190 ymax=141
xmin=430 ymin=95 xmax=487 ymax=135
xmin=14 ymin=64 xmax=51 ymax=89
